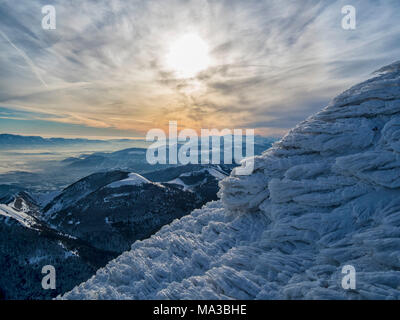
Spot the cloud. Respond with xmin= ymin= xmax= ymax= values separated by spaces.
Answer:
xmin=0 ymin=0 xmax=400 ymax=137
xmin=0 ymin=29 xmax=48 ymax=88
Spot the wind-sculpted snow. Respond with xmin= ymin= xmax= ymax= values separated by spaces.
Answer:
xmin=62 ymin=61 xmax=400 ymax=300
xmin=105 ymin=173 xmax=153 ymax=188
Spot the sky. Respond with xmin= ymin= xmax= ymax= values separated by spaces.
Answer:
xmin=0 ymin=0 xmax=400 ymax=139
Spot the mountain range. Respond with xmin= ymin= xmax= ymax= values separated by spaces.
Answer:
xmin=0 ymin=137 xmax=274 ymax=191
xmin=0 ymin=134 xmax=110 ymax=146
xmin=0 ymin=164 xmax=230 ymax=299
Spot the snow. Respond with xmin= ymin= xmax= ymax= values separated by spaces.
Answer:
xmin=168 ymin=178 xmax=189 ymax=191
xmin=207 ymin=168 xmax=228 ymax=180
xmin=61 ymin=61 xmax=400 ymax=300
xmin=0 ymin=203 xmax=36 ymax=228
xmin=28 ymin=255 xmax=50 ymax=264
xmin=168 ymin=167 xmax=228 ymax=191
xmin=105 ymin=173 xmax=152 ymax=189
xmin=179 ymin=168 xmax=227 ymax=181
xmin=58 ymin=241 xmax=79 ymax=258
xmin=9 ymin=198 xmax=30 ymax=213
xmin=104 ymin=193 xmax=131 ymax=202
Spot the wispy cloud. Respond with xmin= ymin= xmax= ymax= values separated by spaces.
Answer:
xmin=0 ymin=0 xmax=400 ymax=137
xmin=0 ymin=29 xmax=48 ymax=88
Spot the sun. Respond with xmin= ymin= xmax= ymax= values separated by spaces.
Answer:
xmin=165 ymin=34 xmax=210 ymax=78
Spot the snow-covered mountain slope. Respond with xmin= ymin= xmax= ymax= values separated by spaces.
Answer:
xmin=0 ymin=191 xmax=44 ymax=229
xmin=105 ymin=173 xmax=153 ymax=188
xmin=0 ymin=203 xmax=36 ymax=228
xmin=62 ymin=61 xmax=400 ymax=300
xmin=45 ymin=171 xmax=206 ymax=253
xmin=0 ymin=193 xmax=114 ymax=300
xmin=144 ymin=164 xmax=230 ymax=202
xmin=167 ymin=167 xmax=227 ymax=190
xmin=43 ymin=171 xmax=130 ymax=216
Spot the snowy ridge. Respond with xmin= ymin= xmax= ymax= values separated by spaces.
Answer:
xmin=62 ymin=61 xmax=400 ymax=300
xmin=0 ymin=204 xmax=36 ymax=228
xmin=167 ymin=167 xmax=228 ymax=191
xmin=105 ymin=173 xmax=152 ymax=189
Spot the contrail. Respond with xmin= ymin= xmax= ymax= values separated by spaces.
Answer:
xmin=0 ymin=29 xmax=48 ymax=88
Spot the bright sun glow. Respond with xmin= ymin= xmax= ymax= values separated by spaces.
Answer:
xmin=165 ymin=34 xmax=210 ymax=78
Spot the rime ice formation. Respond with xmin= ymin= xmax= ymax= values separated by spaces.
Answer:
xmin=105 ymin=173 xmax=153 ymax=188
xmin=62 ymin=62 xmax=400 ymax=300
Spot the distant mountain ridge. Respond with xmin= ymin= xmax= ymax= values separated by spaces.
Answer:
xmin=0 ymin=134 xmax=109 ymax=146
xmin=0 ymin=136 xmax=276 ymax=191
xmin=0 ymin=133 xmax=275 ymax=147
